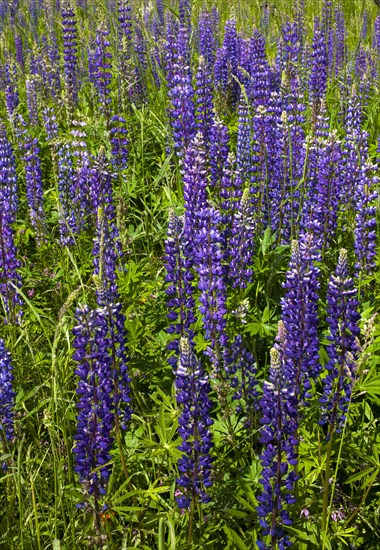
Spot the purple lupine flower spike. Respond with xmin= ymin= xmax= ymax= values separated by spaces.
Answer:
xmin=118 ymin=0 xmax=133 ymax=59
xmin=166 ymin=25 xmax=196 ymax=159
xmin=89 ymin=156 xmax=131 ymax=431
xmin=15 ymin=34 xmax=24 ymax=68
xmin=92 ymin=207 xmax=132 ymax=431
xmin=61 ymin=2 xmax=78 ymax=108
xmin=281 ymin=234 xmax=321 ymax=401
xmin=107 ymin=300 xmax=132 ymax=431
xmin=247 ymin=29 xmax=272 ymax=108
xmin=194 ymin=206 xmax=229 ymax=371
xmin=195 ymin=56 xmax=214 ymax=148
xmin=43 ymin=107 xmax=59 ymax=141
xmin=72 ymin=306 xmax=115 ymax=498
xmin=156 ymin=0 xmax=164 ymax=26
xmin=209 ymin=119 xmax=230 ymax=190
xmin=229 ymin=188 xmax=255 ymax=289
xmin=0 ymin=339 xmax=15 ymax=466
xmin=4 ymin=62 xmax=19 ymax=119
xmin=341 ymin=90 xmax=368 ymax=211
xmin=45 ymin=32 xmax=62 ymax=98
xmin=354 ymin=163 xmax=378 ymax=275
xmin=214 ymin=19 xmax=241 ymax=111
xmin=26 ymin=78 xmax=39 ymax=126
xmin=179 ymin=0 xmax=191 ymax=32
xmin=18 ymin=124 xmax=47 ymax=245
xmin=306 ymin=131 xmax=343 ymax=253
xmin=0 ymin=181 xmax=22 ymax=324
xmin=236 ymin=98 xmax=252 ymax=184
xmin=133 ymin=22 xmax=148 ymax=102
xmin=183 ymin=133 xmax=209 ymax=250
xmin=178 ymin=133 xmax=209 ymax=347
xmin=295 ymin=0 xmax=305 ymax=50
xmin=92 ymin=206 xmax=120 ymax=307
xmin=110 ymin=115 xmax=128 ymax=170
xmin=92 ymin=24 xmax=113 ymax=119
xmin=175 ymin=337 xmax=213 ymax=509
xmin=309 ymin=17 xmax=328 ymax=117
xmin=0 ymin=125 xmax=18 ymax=219
xmin=199 ymin=11 xmax=216 ymax=71
xmin=71 ymin=119 xmax=91 ymax=231
xmin=280 ymin=22 xmax=301 ymax=92
xmin=257 ymin=325 xmax=298 ymax=550
xmin=0 ymin=129 xmax=22 ymax=323
xmin=334 ymin=9 xmax=346 ymax=76
xmin=250 ymin=104 xmax=269 ymax=228
xmin=57 ymin=144 xmax=77 ymax=246
xmin=228 ymin=333 xmax=258 ymax=417
xmin=319 ymin=249 xmax=360 ymax=432
xmin=165 ymin=210 xmax=195 ymax=368
xmin=374 ymin=16 xmax=380 ymax=58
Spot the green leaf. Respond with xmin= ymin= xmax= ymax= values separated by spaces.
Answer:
xmin=345 ymin=467 xmax=374 ymax=484
xmin=223 ymin=526 xmax=249 ymax=550
xmin=224 ymin=508 xmax=249 ymax=518
xmin=286 ymin=527 xmax=320 ymax=547
xmin=166 ymin=514 xmax=176 ymax=550
xmin=158 ymin=517 xmax=166 ymax=550
xmin=234 ymin=494 xmax=256 ymax=513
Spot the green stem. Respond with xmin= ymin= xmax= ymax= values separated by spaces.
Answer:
xmin=321 ymin=430 xmax=333 ymax=535
xmin=30 ymin=476 xmax=42 ymax=550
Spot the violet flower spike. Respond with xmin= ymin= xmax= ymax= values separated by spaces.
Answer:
xmin=19 ymin=126 xmax=47 ymax=245
xmin=257 ymin=329 xmax=298 ymax=550
xmin=165 ymin=210 xmax=195 ymax=368
xmin=110 ymin=115 xmax=128 ymax=170
xmin=61 ymin=2 xmax=79 ymax=107
xmin=92 ymin=24 xmax=113 ymax=119
xmin=281 ymin=234 xmax=321 ymax=401
xmin=57 ymin=143 xmax=78 ymax=246
xmin=319 ymin=249 xmax=361 ymax=432
xmin=72 ymin=306 xmax=115 ymax=498
xmin=175 ymin=337 xmax=213 ymax=508
xmin=0 ymin=339 xmax=16 ymax=454
xmin=354 ymin=163 xmax=378 ymax=275
xmin=214 ymin=19 xmax=241 ymax=110
xmin=194 ymin=206 xmax=229 ymax=371
xmin=195 ymin=56 xmax=214 ymax=149
xmin=166 ymin=26 xmax=196 ymax=159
